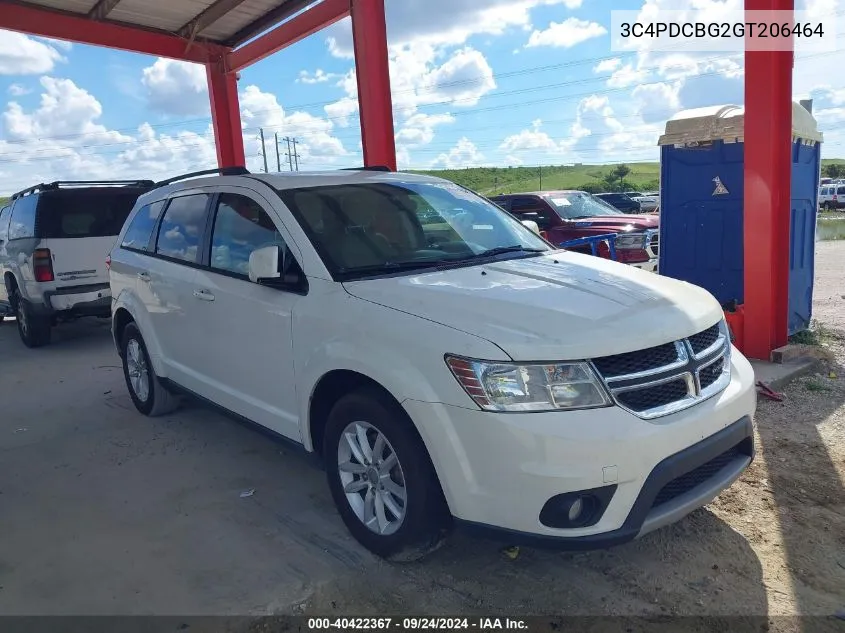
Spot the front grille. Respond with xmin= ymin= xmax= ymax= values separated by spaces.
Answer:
xmin=689 ymin=324 xmax=720 ymax=355
xmin=616 ymin=379 xmax=689 ymax=412
xmin=699 ymin=357 xmax=724 ymax=389
xmin=592 ymin=343 xmax=679 ymax=378
xmin=591 ymin=322 xmax=730 ymax=419
xmin=649 ymin=233 xmax=659 ymax=256
xmin=652 ymin=445 xmax=743 ymax=508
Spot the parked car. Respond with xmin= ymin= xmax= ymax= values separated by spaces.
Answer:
xmin=0 ymin=179 xmax=154 ymax=347
xmin=624 ymin=191 xmax=659 ymax=212
xmin=490 ymin=191 xmax=659 ymax=271
xmin=818 ymin=183 xmax=845 ymax=210
xmin=109 ymin=167 xmax=756 ymax=560
xmin=595 ymin=192 xmax=642 ymax=213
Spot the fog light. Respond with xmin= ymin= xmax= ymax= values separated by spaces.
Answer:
xmin=568 ymin=497 xmax=584 ymax=522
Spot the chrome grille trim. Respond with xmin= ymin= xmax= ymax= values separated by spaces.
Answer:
xmin=591 ymin=322 xmax=732 ymax=420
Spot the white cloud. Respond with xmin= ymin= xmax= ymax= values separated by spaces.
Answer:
xmin=396 ymin=112 xmax=455 ymax=146
xmin=433 ymin=137 xmax=485 ymax=169
xmin=298 ymin=69 xmax=337 ymax=84
xmin=607 ymin=63 xmax=649 ymax=88
xmin=239 ymin=85 xmax=347 ymax=166
xmin=526 ymin=18 xmax=607 ymax=49
xmin=594 ymin=58 xmax=622 ymax=74
xmin=7 ymin=84 xmax=32 ymax=97
xmin=0 ymin=31 xmax=67 ymax=75
xmin=0 ymin=78 xmax=350 ymax=194
xmin=141 ymin=58 xmax=209 ymax=117
xmin=326 ymin=0 xmax=586 ymax=56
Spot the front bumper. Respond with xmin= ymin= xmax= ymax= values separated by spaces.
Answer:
xmin=630 ymin=258 xmax=658 ymax=273
xmin=402 ymin=349 xmax=756 ymax=548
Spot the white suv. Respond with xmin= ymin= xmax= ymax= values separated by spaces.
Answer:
xmin=109 ymin=167 xmax=757 ymax=559
xmin=1 ymin=180 xmax=153 ymax=347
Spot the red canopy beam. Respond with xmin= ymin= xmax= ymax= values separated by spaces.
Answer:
xmin=207 ymin=58 xmax=246 ymax=168
xmin=0 ymin=0 xmax=227 ymax=62
xmin=743 ymin=0 xmax=794 ymax=359
xmin=351 ymin=0 xmax=396 ymax=170
xmin=228 ymin=0 xmax=349 ymax=72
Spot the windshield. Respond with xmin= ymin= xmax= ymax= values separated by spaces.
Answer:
xmin=543 ymin=192 xmax=623 ymax=220
xmin=276 ymin=181 xmax=551 ymax=279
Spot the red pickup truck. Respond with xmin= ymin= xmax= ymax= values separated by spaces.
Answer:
xmin=490 ymin=190 xmax=659 ymax=271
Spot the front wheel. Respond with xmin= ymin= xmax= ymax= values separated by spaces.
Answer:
xmin=324 ymin=388 xmax=450 ymax=561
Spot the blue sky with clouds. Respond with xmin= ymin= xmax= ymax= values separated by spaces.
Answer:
xmin=0 ymin=0 xmax=843 ymax=194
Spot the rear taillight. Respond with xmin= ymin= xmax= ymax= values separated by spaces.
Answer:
xmin=105 ymin=254 xmax=111 ymax=271
xmin=33 ymin=248 xmax=54 ymax=282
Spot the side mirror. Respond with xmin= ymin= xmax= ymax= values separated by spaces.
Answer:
xmin=248 ymin=245 xmax=281 ymax=283
xmin=521 ymin=220 xmax=540 ymax=235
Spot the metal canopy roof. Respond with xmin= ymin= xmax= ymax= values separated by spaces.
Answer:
xmin=5 ymin=0 xmax=315 ymax=48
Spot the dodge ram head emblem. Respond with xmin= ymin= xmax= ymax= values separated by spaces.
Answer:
xmin=712 ymin=176 xmax=729 ymax=195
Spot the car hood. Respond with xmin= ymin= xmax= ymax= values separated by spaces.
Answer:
xmin=566 ymin=214 xmax=658 ymax=230
xmin=343 ymin=253 xmax=723 ymax=361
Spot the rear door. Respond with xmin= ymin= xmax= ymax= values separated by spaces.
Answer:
xmin=36 ymin=189 xmax=143 ymax=287
xmin=145 ymin=191 xmax=212 ymax=386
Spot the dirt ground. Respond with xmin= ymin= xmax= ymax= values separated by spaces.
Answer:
xmin=0 ymin=244 xmax=843 ymax=627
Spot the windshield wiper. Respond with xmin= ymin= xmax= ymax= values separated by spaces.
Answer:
xmin=470 ymin=245 xmax=547 ymax=259
xmin=338 ymin=259 xmax=449 ymax=275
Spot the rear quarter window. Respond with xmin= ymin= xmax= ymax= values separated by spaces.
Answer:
xmin=8 ymin=195 xmax=37 ymax=240
xmin=121 ymin=200 xmax=166 ymax=252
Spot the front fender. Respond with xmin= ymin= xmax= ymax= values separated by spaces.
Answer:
xmin=292 ymin=286 xmax=508 ymax=452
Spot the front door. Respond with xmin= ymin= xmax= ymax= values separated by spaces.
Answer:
xmin=188 ymin=188 xmax=302 ymax=441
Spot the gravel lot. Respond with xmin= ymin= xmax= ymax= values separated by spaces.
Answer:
xmin=0 ymin=243 xmax=843 ymax=627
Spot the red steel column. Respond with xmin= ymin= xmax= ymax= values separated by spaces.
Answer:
xmin=206 ymin=58 xmax=246 ymax=168
xmin=743 ymin=0 xmax=794 ymax=359
xmin=351 ymin=0 xmax=397 ymax=170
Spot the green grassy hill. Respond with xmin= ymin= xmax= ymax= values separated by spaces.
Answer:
xmin=414 ymin=163 xmax=661 ymax=195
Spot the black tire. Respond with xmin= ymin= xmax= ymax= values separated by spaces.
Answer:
xmin=324 ymin=388 xmax=450 ymax=561
xmin=823 ymin=202 xmax=831 ymax=211
xmin=121 ymin=322 xmax=179 ymax=417
xmin=14 ymin=290 xmax=51 ymax=348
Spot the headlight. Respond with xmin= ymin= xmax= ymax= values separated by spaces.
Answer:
xmin=446 ymin=355 xmax=612 ymax=412
xmin=615 ymin=233 xmax=646 ymax=249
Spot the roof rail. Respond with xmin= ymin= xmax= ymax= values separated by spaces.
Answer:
xmin=11 ymin=180 xmax=155 ymax=200
xmin=340 ymin=165 xmax=393 ymax=172
xmin=153 ymin=166 xmax=250 ymax=188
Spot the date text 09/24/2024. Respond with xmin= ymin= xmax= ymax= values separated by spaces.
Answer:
xmin=308 ymin=618 xmax=528 ymax=630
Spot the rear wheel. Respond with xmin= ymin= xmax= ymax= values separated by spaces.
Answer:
xmin=324 ymin=388 xmax=450 ymax=561
xmin=121 ymin=322 xmax=179 ymax=416
xmin=14 ymin=291 xmax=51 ymax=348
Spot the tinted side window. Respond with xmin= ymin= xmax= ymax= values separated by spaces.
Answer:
xmin=490 ymin=197 xmax=511 ymax=211
xmin=8 ymin=196 xmax=37 ymax=240
xmin=0 ymin=206 xmax=10 ymax=241
xmin=121 ymin=200 xmax=166 ymax=252
xmin=509 ymin=198 xmax=554 ymax=230
xmin=210 ymin=194 xmax=286 ymax=277
xmin=837 ymin=186 xmax=845 ymax=195
xmin=154 ymin=194 xmax=210 ymax=263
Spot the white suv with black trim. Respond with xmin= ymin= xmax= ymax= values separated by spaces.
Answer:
xmin=0 ymin=180 xmax=153 ymax=347
xmin=109 ymin=167 xmax=757 ymax=560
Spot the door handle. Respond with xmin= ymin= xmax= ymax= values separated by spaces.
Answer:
xmin=137 ymin=272 xmax=150 ymax=281
xmin=193 ymin=289 xmax=215 ymax=301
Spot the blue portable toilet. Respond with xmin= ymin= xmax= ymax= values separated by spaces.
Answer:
xmin=657 ymin=102 xmax=823 ymax=334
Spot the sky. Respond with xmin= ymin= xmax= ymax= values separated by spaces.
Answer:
xmin=1 ymin=0 xmax=845 ymax=195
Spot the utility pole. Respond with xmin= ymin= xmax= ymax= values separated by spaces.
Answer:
xmin=292 ymin=138 xmax=300 ymax=171
xmin=259 ymin=128 xmax=268 ymax=173
xmin=285 ymin=136 xmax=294 ymax=171
xmin=274 ymin=132 xmax=281 ymax=172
